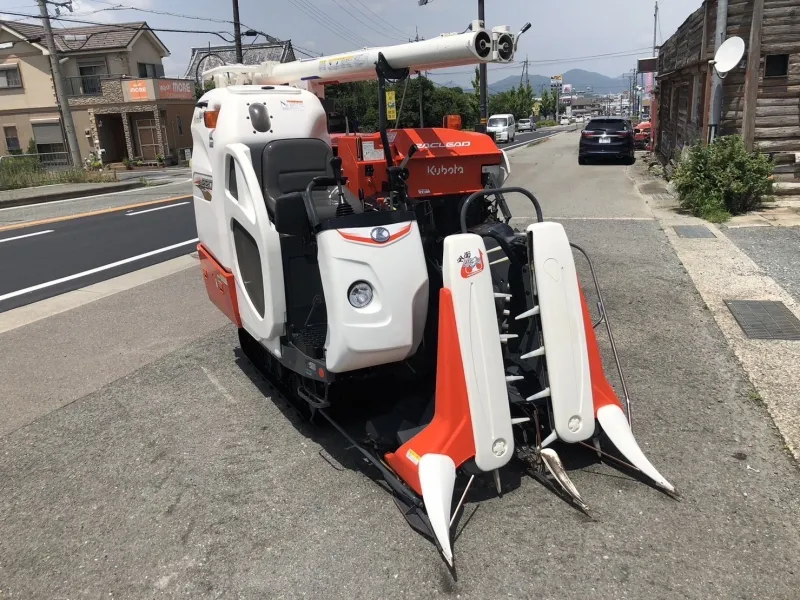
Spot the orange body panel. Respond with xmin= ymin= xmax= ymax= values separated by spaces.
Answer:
xmin=336 ymin=128 xmax=502 ymax=202
xmin=579 ymin=286 xmax=624 ymax=412
xmin=384 ymin=288 xmax=476 ymax=496
xmin=198 ymin=243 xmax=242 ymax=328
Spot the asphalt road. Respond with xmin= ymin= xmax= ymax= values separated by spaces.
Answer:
xmin=500 ymin=125 xmax=569 ymax=151
xmin=2 ymin=131 xmax=798 ymax=598
xmin=0 ymin=196 xmax=196 ymax=311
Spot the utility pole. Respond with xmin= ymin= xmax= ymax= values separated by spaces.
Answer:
xmin=708 ymin=0 xmax=728 ymax=143
xmin=231 ymin=0 xmax=244 ymax=64
xmin=478 ymin=0 xmax=488 ymax=130
xmin=653 ymin=0 xmax=659 ymax=56
xmin=416 ymin=28 xmax=424 ymax=127
xmin=37 ymin=0 xmax=81 ymax=168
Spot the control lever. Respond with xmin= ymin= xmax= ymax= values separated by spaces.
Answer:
xmin=398 ymin=144 xmax=418 ymax=174
xmin=330 ymin=156 xmax=354 ymax=217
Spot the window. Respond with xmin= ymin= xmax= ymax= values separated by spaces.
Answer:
xmin=0 ymin=65 xmax=22 ymax=88
xmin=77 ymin=59 xmax=107 ymax=95
xmin=3 ymin=126 xmax=21 ymax=153
xmin=31 ymin=122 xmax=65 ymax=156
xmin=138 ymin=62 xmax=165 ymax=78
xmin=764 ymin=54 xmax=789 ymax=78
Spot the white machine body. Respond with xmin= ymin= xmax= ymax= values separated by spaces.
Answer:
xmin=527 ymin=222 xmax=595 ymax=443
xmin=317 ymin=221 xmax=429 ymax=373
xmin=442 ymin=233 xmax=514 ymax=472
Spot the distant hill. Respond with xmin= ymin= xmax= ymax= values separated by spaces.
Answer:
xmin=432 ymin=68 xmax=629 ymax=95
xmin=490 ymin=69 xmax=629 ymax=95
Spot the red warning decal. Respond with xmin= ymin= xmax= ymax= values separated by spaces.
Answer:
xmin=457 ymin=249 xmax=485 ymax=279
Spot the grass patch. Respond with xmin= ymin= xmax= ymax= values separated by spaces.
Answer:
xmin=0 ymin=158 xmax=117 ymax=191
xmin=672 ymin=135 xmax=773 ymax=223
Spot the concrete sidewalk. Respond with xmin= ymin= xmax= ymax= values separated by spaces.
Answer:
xmin=0 ymin=180 xmax=147 ymax=209
xmin=629 ymin=157 xmax=800 ymax=462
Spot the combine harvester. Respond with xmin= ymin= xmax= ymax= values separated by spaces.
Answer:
xmin=190 ymin=19 xmax=675 ymax=569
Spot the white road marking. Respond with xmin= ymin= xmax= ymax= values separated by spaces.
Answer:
xmin=504 ymin=131 xmax=560 ymax=151
xmin=0 ymin=238 xmax=199 ymax=303
xmin=0 ymin=178 xmax=192 ymax=213
xmin=126 ymin=201 xmax=191 ymax=216
xmin=0 ymin=229 xmax=54 ymax=243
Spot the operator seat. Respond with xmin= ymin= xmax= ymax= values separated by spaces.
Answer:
xmin=261 ymin=138 xmax=361 ymax=228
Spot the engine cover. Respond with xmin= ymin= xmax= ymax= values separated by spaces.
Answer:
xmin=316 ymin=215 xmax=429 ymax=373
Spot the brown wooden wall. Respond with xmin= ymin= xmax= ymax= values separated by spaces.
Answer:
xmin=657 ymin=0 xmax=799 ymax=179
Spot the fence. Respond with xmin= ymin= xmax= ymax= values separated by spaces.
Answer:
xmin=64 ymin=75 xmax=104 ymax=97
xmin=0 ymin=152 xmax=116 ymax=191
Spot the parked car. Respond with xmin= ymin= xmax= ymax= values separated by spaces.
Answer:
xmin=634 ymin=120 xmax=652 ymax=149
xmin=578 ymin=116 xmax=635 ymax=165
xmin=517 ymin=118 xmax=536 ymax=132
xmin=486 ymin=113 xmax=516 ymax=143
xmin=560 ymin=116 xmax=570 ymax=126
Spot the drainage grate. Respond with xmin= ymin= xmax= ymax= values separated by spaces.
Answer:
xmin=724 ymin=300 xmax=800 ymax=340
xmin=674 ymin=225 xmax=716 ymax=238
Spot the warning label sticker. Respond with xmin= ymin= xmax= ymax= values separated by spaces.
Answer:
xmin=280 ymin=99 xmax=304 ymax=110
xmin=405 ymin=449 xmax=421 ymax=465
xmin=319 ymin=52 xmax=369 ymax=73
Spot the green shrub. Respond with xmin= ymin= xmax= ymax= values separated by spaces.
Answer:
xmin=672 ymin=135 xmax=773 ymax=222
xmin=537 ymin=119 xmax=557 ymax=127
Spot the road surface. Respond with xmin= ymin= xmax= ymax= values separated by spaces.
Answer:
xmin=0 ymin=196 xmax=196 ymax=311
xmin=1 ymin=130 xmax=797 ymax=599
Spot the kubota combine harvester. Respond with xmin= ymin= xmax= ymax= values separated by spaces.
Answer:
xmin=190 ymin=19 xmax=675 ymax=569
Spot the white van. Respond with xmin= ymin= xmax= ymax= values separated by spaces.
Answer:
xmin=486 ymin=113 xmax=516 ymax=143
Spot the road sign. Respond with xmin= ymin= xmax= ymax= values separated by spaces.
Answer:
xmin=386 ymin=90 xmax=397 ymax=120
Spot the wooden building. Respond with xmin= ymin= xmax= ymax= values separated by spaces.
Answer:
xmin=654 ymin=0 xmax=799 ymax=180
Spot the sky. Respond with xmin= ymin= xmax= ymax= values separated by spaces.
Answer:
xmin=2 ymin=0 xmax=704 ymax=83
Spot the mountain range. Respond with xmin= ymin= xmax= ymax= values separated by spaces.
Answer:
xmin=434 ymin=68 xmax=630 ymax=96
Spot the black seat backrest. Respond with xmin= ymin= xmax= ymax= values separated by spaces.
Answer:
xmin=262 ymin=138 xmax=332 ymax=214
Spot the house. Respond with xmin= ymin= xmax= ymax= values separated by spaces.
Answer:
xmin=654 ymin=0 xmax=800 ymax=180
xmin=0 ymin=20 xmax=197 ymax=165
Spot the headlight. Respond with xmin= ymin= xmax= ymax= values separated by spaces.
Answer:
xmin=348 ymin=281 xmax=373 ymax=308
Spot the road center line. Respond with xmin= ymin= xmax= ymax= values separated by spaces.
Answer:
xmin=0 ymin=238 xmax=199 ymax=303
xmin=126 ymin=201 xmax=191 ymax=216
xmin=0 ymin=194 xmax=192 ymax=234
xmin=504 ymin=131 xmax=560 ymax=151
xmin=0 ymin=229 xmax=55 ymax=244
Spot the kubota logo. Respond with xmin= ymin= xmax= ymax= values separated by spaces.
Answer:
xmin=416 ymin=141 xmax=471 ymax=149
xmin=427 ymin=165 xmax=464 ymax=176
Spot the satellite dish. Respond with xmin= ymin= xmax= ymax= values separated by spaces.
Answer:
xmin=713 ymin=36 xmax=745 ymax=77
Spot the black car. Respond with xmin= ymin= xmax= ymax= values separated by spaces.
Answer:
xmin=578 ymin=117 xmax=635 ymax=165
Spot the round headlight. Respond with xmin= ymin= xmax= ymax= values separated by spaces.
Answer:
xmin=348 ymin=281 xmax=373 ymax=308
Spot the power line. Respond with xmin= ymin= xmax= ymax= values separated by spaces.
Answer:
xmin=332 ymin=0 xmax=406 ymax=42
xmin=347 ymin=0 xmax=414 ymax=38
xmin=285 ymin=0 xmax=374 ymax=48
xmin=1 ymin=10 xmax=237 ymax=41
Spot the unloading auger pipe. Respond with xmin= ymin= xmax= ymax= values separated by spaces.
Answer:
xmin=201 ymin=23 xmax=498 ymax=87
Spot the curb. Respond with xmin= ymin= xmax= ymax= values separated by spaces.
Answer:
xmin=0 ymin=180 xmax=149 ymax=210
